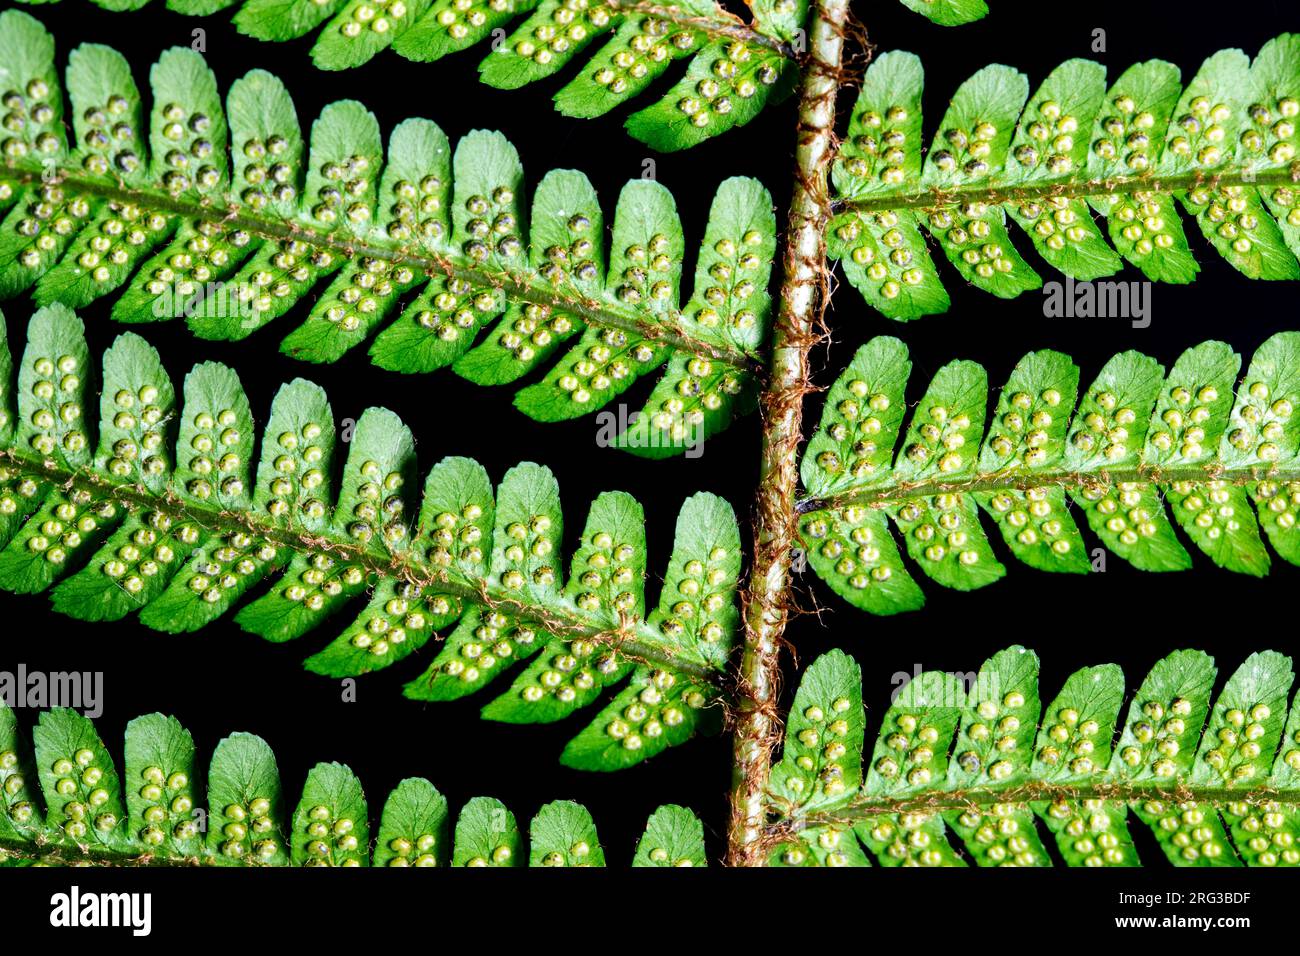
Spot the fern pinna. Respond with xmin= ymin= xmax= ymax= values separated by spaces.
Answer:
xmin=797 ymin=333 xmax=1300 ymax=615
xmin=12 ymin=0 xmax=813 ymax=151
xmin=0 ymin=10 xmax=775 ymax=456
xmin=0 ymin=304 xmax=741 ymax=770
xmin=0 ymin=704 xmax=707 ymax=865
xmin=766 ymin=646 xmax=1300 ymax=868
xmin=828 ymin=38 xmax=1300 ymax=320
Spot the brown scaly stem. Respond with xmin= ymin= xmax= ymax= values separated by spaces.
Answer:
xmin=726 ymin=0 xmax=851 ymax=867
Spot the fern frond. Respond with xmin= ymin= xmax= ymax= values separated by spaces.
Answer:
xmin=827 ymin=40 xmax=1300 ymax=320
xmin=764 ymin=646 xmax=1300 ymax=867
xmin=0 ymin=704 xmax=706 ymax=865
xmin=8 ymin=0 xmax=807 ymax=151
xmin=797 ymin=333 xmax=1300 ymax=615
xmin=0 ymin=12 xmax=777 ymax=456
xmin=0 ymin=305 xmax=743 ymax=769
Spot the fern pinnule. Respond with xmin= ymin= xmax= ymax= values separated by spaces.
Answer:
xmin=797 ymin=333 xmax=1300 ymax=615
xmin=766 ymin=646 xmax=1300 ymax=867
xmin=828 ymin=39 xmax=1300 ymax=321
xmin=0 ymin=304 xmax=742 ymax=770
xmin=0 ymin=704 xmax=706 ymax=866
xmin=0 ymin=10 xmax=777 ymax=457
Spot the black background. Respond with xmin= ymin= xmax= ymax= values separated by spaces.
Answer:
xmin=1 ymin=0 xmax=1298 ymax=903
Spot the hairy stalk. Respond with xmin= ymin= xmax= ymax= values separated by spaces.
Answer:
xmin=774 ymin=780 xmax=1300 ymax=836
xmin=0 ymin=448 xmax=719 ymax=683
xmin=727 ymin=0 xmax=850 ymax=867
xmin=836 ymin=162 xmax=1300 ymax=214
xmin=1 ymin=166 xmax=761 ymax=375
xmin=797 ymin=464 xmax=1300 ymax=515
xmin=608 ymin=0 xmax=802 ymax=58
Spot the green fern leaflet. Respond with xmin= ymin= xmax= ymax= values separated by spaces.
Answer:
xmin=766 ymin=646 xmax=1300 ymax=867
xmin=0 ymin=704 xmax=707 ymax=865
xmin=798 ymin=333 xmax=1300 ymax=615
xmin=0 ymin=305 xmax=743 ymax=770
xmin=894 ymin=0 xmax=988 ymax=25
xmin=0 ymin=11 xmax=776 ymax=456
xmin=829 ymin=38 xmax=1300 ymax=320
